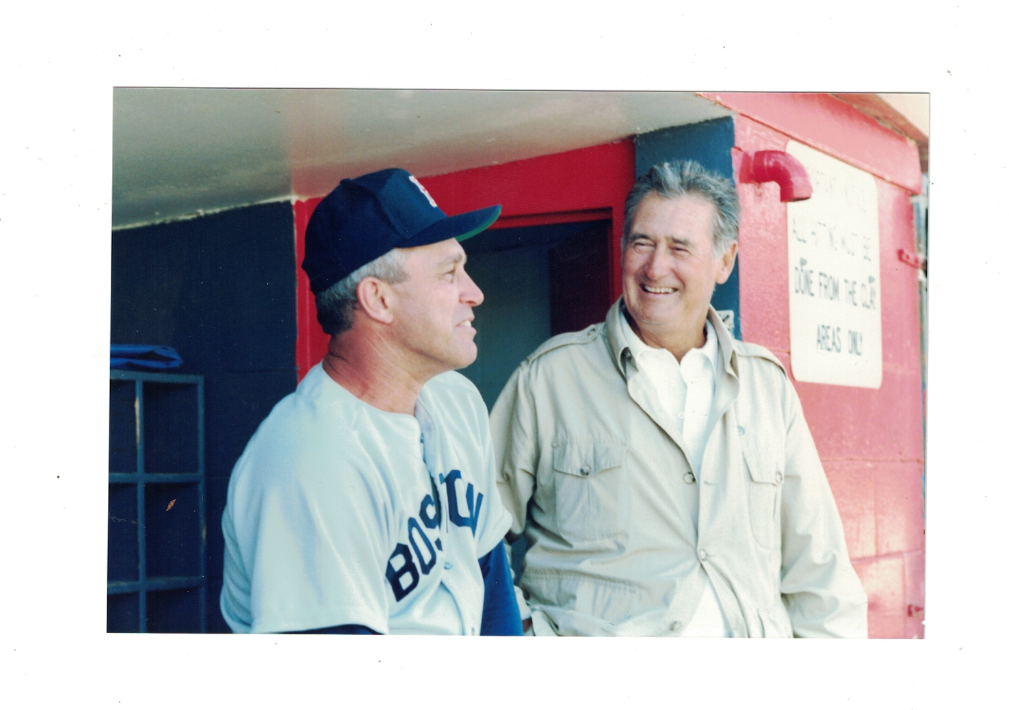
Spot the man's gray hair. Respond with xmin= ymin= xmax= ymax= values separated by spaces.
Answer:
xmin=622 ymin=161 xmax=740 ymax=256
xmin=315 ymin=249 xmax=408 ymax=336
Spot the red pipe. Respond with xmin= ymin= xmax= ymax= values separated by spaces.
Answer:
xmin=737 ymin=150 xmax=813 ymax=202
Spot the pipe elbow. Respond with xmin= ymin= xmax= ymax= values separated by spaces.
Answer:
xmin=736 ymin=150 xmax=812 ymax=202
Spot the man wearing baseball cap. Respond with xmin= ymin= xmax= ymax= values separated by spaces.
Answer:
xmin=220 ymin=168 xmax=522 ymax=635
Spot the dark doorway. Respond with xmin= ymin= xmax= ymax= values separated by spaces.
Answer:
xmin=459 ymin=219 xmax=611 ymax=410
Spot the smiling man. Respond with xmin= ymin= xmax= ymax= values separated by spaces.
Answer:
xmin=490 ymin=161 xmax=867 ymax=637
xmin=221 ymin=168 xmax=522 ymax=635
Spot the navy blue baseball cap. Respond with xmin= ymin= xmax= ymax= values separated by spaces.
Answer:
xmin=302 ymin=168 xmax=502 ymax=294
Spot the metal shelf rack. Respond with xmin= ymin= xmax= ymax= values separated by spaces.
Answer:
xmin=108 ymin=369 xmax=206 ymax=633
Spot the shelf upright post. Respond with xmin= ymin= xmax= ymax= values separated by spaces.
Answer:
xmin=135 ymin=378 xmax=147 ymax=633
xmin=196 ymin=377 xmax=207 ymax=633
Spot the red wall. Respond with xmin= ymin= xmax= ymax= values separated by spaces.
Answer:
xmin=725 ymin=94 xmax=925 ymax=638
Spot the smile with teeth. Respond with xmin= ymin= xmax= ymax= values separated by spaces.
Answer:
xmin=459 ymin=319 xmax=474 ymax=327
xmin=641 ymin=284 xmax=676 ymax=294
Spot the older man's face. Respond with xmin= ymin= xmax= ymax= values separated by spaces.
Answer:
xmin=387 ymin=238 xmax=485 ymax=378
xmin=621 ymin=193 xmax=736 ymax=345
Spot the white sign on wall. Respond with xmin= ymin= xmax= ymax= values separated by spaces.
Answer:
xmin=787 ymin=141 xmax=882 ymax=388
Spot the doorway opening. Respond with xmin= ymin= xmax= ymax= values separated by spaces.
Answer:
xmin=459 ymin=219 xmax=611 ymax=410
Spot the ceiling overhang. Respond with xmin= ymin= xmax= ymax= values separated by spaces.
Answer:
xmin=112 ymin=89 xmax=733 ymax=229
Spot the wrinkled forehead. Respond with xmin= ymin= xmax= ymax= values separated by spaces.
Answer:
xmin=401 ymin=237 xmax=467 ymax=269
xmin=628 ymin=192 xmax=717 ymax=240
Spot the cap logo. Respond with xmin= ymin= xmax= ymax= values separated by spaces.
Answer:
xmin=409 ymin=175 xmax=439 ymax=208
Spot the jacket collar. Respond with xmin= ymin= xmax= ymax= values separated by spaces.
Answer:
xmin=605 ymin=298 xmax=633 ymax=377
xmin=604 ymin=297 xmax=739 ymax=380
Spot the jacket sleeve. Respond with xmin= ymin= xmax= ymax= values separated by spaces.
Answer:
xmin=488 ymin=365 xmax=539 ymax=622
xmin=778 ymin=379 xmax=869 ymax=638
xmin=489 ymin=364 xmax=539 ymax=539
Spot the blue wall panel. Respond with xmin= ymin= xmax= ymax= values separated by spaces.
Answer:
xmin=634 ymin=117 xmax=741 ymax=338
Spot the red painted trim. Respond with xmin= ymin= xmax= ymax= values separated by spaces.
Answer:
xmin=702 ymin=92 xmax=922 ymax=194
xmin=292 ymin=140 xmax=635 ymax=380
xmin=492 ymin=208 xmax=612 ymax=229
xmin=294 ymin=197 xmax=323 ymax=380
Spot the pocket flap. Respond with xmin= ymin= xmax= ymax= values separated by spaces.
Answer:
xmin=740 ymin=435 xmax=784 ymax=485
xmin=552 ymin=442 xmax=627 ymax=477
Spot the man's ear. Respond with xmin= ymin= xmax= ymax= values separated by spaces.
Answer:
xmin=356 ymin=277 xmax=395 ymax=325
xmin=716 ymin=242 xmax=738 ymax=285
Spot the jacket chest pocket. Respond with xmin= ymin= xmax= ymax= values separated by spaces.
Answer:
xmin=741 ymin=436 xmax=784 ymax=550
xmin=548 ymin=442 xmax=628 ymax=543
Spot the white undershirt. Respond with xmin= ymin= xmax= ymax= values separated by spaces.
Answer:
xmin=620 ymin=311 xmax=732 ymax=637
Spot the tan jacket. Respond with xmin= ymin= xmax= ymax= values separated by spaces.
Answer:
xmin=490 ymin=299 xmax=868 ymax=637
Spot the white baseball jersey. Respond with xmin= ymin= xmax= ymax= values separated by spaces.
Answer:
xmin=220 ymin=363 xmax=512 ymax=635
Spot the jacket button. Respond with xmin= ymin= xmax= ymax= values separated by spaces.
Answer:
xmin=683 ymin=472 xmax=696 ymax=484
xmin=698 ymin=549 xmax=708 ymax=561
xmin=775 ymin=471 xmax=783 ymax=484
xmin=444 ymin=561 xmax=453 ymax=570
xmin=579 ymin=465 xmax=590 ymax=476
